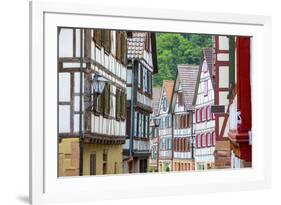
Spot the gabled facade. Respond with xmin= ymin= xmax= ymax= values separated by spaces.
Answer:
xmin=58 ymin=28 xmax=127 ymax=176
xmin=170 ymin=65 xmax=198 ymax=171
xmin=158 ymin=80 xmax=174 ymax=172
xmin=148 ymin=87 xmax=161 ymax=172
xmin=192 ymin=48 xmax=216 ymax=170
xmin=124 ymin=32 xmax=158 ymax=173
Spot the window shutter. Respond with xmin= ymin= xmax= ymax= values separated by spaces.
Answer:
xmin=121 ymin=32 xmax=127 ymax=65
xmin=201 ymin=134 xmax=204 ymax=147
xmin=200 ymin=108 xmax=203 ymax=122
xmin=195 ymin=109 xmax=198 ymax=123
xmin=122 ymin=90 xmax=127 ymax=120
xmin=94 ymin=29 xmax=102 ymax=47
xmin=212 ymin=112 xmax=215 ymax=120
xmin=116 ymin=31 xmax=121 ymax=61
xmin=205 ymin=106 xmax=209 ymax=121
xmin=116 ymin=89 xmax=120 ymax=120
xmin=206 ymin=133 xmax=209 ymax=146
xmin=212 ymin=132 xmax=216 ymax=146
xmin=102 ymin=30 xmax=111 ymax=53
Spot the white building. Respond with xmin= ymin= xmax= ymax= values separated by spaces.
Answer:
xmin=170 ymin=65 xmax=198 ymax=171
xmin=158 ymin=80 xmax=174 ymax=172
xmin=192 ymin=48 xmax=216 ymax=170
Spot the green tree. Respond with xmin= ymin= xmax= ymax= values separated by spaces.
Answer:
xmin=153 ymin=33 xmax=212 ymax=87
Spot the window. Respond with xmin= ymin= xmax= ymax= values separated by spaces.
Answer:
xmin=162 ymin=97 xmax=167 ymax=112
xmin=114 ymin=162 xmax=118 ymax=174
xmin=206 ymin=106 xmax=211 ymax=121
xmin=138 ymin=64 xmax=141 ymax=88
xmin=143 ymin=68 xmax=147 ymax=92
xmin=94 ymin=82 xmax=110 ymax=116
xmin=201 ymin=134 xmax=206 ymax=147
xmin=139 ymin=113 xmax=143 ymax=137
xmin=143 ymin=115 xmax=146 ymax=138
xmin=178 ymin=92 xmax=183 ymax=107
xmin=201 ymin=107 xmax=205 ymax=122
xmin=202 ymin=60 xmax=208 ymax=73
xmin=116 ymin=31 xmax=127 ymax=64
xmin=207 ymin=133 xmax=212 ymax=146
xmin=212 ymin=131 xmax=216 ymax=146
xmin=101 ymin=30 xmax=111 ymax=53
xmin=90 ymin=153 xmax=96 ymax=175
xmin=165 ymin=116 xmax=169 ymax=128
xmin=115 ymin=88 xmax=121 ymax=120
xmin=102 ymin=150 xmax=108 ymax=175
xmin=212 ymin=112 xmax=216 ymax=120
xmin=94 ymin=29 xmax=102 ymax=47
xmin=134 ymin=112 xmax=137 ymax=137
xmin=103 ymin=83 xmax=110 ymax=116
xmin=204 ymin=80 xmax=208 ymax=96
xmin=195 ymin=109 xmax=199 ymax=123
xmin=196 ymin=134 xmax=201 ymax=148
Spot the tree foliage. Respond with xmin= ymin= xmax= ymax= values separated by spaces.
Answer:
xmin=153 ymin=33 xmax=212 ymax=87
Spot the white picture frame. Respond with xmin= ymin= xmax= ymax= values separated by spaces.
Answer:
xmin=30 ymin=0 xmax=272 ymax=204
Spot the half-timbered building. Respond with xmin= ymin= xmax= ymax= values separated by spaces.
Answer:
xmin=213 ymin=36 xmax=252 ymax=169
xmin=158 ymin=80 xmax=174 ymax=172
xmin=213 ymin=35 xmax=232 ymax=169
xmin=124 ymin=32 xmax=158 ymax=173
xmin=192 ymin=48 xmax=216 ymax=170
xmin=58 ymin=28 xmax=127 ymax=176
xmin=170 ymin=65 xmax=198 ymax=171
xmin=148 ymin=87 xmax=161 ymax=172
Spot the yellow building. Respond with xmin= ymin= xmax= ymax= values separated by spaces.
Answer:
xmin=83 ymin=144 xmax=123 ymax=175
xmin=58 ymin=138 xmax=80 ymax=176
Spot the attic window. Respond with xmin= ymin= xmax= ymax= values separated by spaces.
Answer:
xmin=202 ymin=59 xmax=208 ymax=73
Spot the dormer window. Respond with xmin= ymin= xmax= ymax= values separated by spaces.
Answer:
xmin=202 ymin=59 xmax=208 ymax=73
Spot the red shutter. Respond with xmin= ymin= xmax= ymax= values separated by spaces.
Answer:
xmin=195 ymin=109 xmax=198 ymax=123
xmin=205 ymin=106 xmax=209 ymax=121
xmin=206 ymin=133 xmax=209 ymax=146
xmin=212 ymin=131 xmax=215 ymax=146
xmin=201 ymin=134 xmax=204 ymax=147
xmin=212 ymin=112 xmax=215 ymax=120
xmin=199 ymin=108 xmax=203 ymax=122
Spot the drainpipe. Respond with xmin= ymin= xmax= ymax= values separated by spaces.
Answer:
xmin=79 ymin=29 xmax=84 ymax=176
xmin=129 ymin=59 xmax=135 ymax=158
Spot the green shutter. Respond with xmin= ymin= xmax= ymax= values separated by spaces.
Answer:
xmin=121 ymin=32 xmax=127 ymax=65
xmin=94 ymin=29 xmax=102 ymax=47
xmin=120 ymin=90 xmax=127 ymax=120
xmin=116 ymin=89 xmax=120 ymax=120
xmin=116 ymin=32 xmax=121 ymax=61
xmin=102 ymin=30 xmax=111 ymax=53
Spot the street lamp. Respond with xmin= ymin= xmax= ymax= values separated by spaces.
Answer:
xmin=92 ymin=74 xmax=108 ymax=95
xmin=153 ymin=116 xmax=160 ymax=172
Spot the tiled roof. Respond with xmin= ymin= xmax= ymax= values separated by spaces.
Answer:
xmin=152 ymin=87 xmax=161 ymax=115
xmin=127 ymin=32 xmax=146 ymax=59
xmin=177 ymin=64 xmax=199 ymax=110
xmin=163 ymin=80 xmax=174 ymax=105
